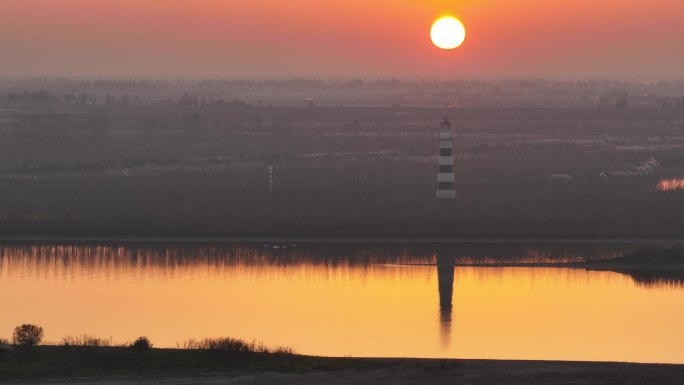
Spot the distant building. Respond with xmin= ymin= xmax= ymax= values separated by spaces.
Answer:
xmin=436 ymin=118 xmax=456 ymax=200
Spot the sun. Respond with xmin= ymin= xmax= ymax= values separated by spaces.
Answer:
xmin=431 ymin=16 xmax=466 ymax=50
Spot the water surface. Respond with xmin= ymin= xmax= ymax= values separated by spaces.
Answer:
xmin=1 ymin=242 xmax=682 ymax=363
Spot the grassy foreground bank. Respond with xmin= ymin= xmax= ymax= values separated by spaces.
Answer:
xmin=0 ymin=345 xmax=365 ymax=380
xmin=1 ymin=346 xmax=684 ymax=384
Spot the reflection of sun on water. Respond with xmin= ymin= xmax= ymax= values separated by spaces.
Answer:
xmin=657 ymin=178 xmax=684 ymax=191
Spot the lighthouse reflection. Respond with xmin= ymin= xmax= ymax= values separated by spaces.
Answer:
xmin=436 ymin=251 xmax=455 ymax=348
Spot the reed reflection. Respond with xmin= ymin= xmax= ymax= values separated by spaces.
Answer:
xmin=0 ymin=242 xmax=680 ymax=288
xmin=1 ymin=242 xmax=683 ymax=362
xmin=0 ymin=243 xmax=433 ymax=280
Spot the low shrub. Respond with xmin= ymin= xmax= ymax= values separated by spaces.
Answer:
xmin=181 ymin=337 xmax=294 ymax=355
xmin=271 ymin=346 xmax=295 ymax=355
xmin=131 ymin=336 xmax=152 ymax=351
xmin=62 ymin=334 xmax=111 ymax=347
xmin=12 ymin=324 xmax=44 ymax=346
xmin=0 ymin=337 xmax=10 ymax=358
xmin=0 ymin=338 xmax=9 ymax=361
xmin=182 ymin=337 xmax=257 ymax=352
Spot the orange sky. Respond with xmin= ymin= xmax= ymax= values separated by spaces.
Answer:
xmin=1 ymin=0 xmax=683 ymax=79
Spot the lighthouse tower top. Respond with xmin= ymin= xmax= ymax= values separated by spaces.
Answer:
xmin=441 ymin=117 xmax=451 ymax=130
xmin=440 ymin=117 xmax=453 ymax=140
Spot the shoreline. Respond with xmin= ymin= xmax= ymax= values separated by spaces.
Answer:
xmin=0 ymin=236 xmax=682 ymax=245
xmin=2 ymin=348 xmax=683 ymax=385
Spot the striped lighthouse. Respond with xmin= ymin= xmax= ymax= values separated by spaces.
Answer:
xmin=436 ymin=117 xmax=456 ymax=200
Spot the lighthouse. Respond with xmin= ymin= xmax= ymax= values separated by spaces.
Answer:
xmin=436 ymin=118 xmax=456 ymax=199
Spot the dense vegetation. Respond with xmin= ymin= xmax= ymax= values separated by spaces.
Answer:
xmin=0 ymin=105 xmax=682 ymax=239
xmin=614 ymin=244 xmax=684 ymax=264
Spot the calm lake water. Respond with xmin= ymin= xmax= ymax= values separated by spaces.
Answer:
xmin=1 ymin=242 xmax=683 ymax=363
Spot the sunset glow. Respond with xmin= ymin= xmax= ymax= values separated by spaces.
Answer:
xmin=2 ymin=0 xmax=684 ymax=382
xmin=2 ymin=0 xmax=684 ymax=78
xmin=431 ymin=17 xmax=466 ymax=50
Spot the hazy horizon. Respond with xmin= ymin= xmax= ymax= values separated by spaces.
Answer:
xmin=3 ymin=0 xmax=684 ymax=79
xmin=3 ymin=76 xmax=684 ymax=82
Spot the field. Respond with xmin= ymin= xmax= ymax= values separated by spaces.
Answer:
xmin=0 ymin=103 xmax=683 ymax=239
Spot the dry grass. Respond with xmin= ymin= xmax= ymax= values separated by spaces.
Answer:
xmin=180 ymin=337 xmax=294 ymax=355
xmin=61 ymin=334 xmax=112 ymax=347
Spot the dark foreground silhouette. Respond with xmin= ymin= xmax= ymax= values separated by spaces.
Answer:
xmin=1 ymin=346 xmax=683 ymax=385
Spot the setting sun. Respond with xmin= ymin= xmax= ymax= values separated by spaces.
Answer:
xmin=431 ymin=16 xmax=466 ymax=50
xmin=2 ymin=1 xmax=684 ymax=383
